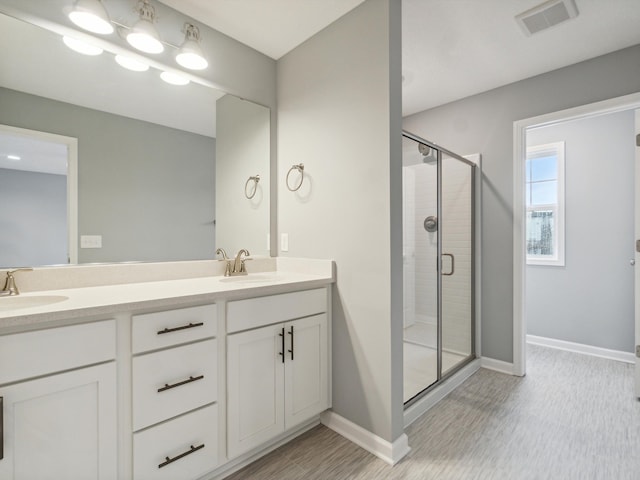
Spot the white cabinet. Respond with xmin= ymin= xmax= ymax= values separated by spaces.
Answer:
xmin=132 ymin=339 xmax=218 ymax=431
xmin=0 ymin=321 xmax=117 ymax=480
xmin=131 ymin=304 xmax=218 ymax=479
xmin=284 ymin=314 xmax=329 ymax=428
xmin=133 ymin=404 xmax=218 ymax=480
xmin=227 ymin=306 xmax=328 ymax=459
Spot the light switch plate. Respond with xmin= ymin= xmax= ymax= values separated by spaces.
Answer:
xmin=281 ymin=233 xmax=289 ymax=252
xmin=80 ymin=235 xmax=102 ymax=249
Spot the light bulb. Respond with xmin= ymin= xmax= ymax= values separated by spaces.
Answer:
xmin=127 ymin=0 xmax=163 ymax=54
xmin=127 ymin=28 xmax=164 ymax=54
xmin=68 ymin=0 xmax=113 ymax=35
xmin=176 ymin=49 xmax=208 ymax=70
xmin=176 ymin=24 xmax=208 ymax=70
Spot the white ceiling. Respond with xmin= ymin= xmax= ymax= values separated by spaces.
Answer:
xmin=161 ymin=0 xmax=640 ymax=116
xmin=158 ymin=0 xmax=367 ymax=60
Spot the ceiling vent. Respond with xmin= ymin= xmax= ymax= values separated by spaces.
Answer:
xmin=515 ymin=0 xmax=579 ymax=36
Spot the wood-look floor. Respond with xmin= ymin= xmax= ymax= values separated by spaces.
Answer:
xmin=225 ymin=345 xmax=640 ymax=479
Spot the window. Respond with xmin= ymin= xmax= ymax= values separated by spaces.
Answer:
xmin=525 ymin=141 xmax=565 ymax=266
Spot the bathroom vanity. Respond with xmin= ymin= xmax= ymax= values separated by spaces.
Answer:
xmin=0 ymin=258 xmax=334 ymax=480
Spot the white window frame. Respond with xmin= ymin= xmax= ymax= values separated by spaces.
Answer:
xmin=525 ymin=141 xmax=565 ymax=266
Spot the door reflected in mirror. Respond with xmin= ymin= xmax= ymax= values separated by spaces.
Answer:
xmin=0 ymin=125 xmax=77 ymax=268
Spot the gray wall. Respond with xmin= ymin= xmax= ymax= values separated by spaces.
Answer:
xmin=404 ymin=44 xmax=640 ymax=363
xmin=0 ymin=168 xmax=67 ymax=267
xmin=0 ymin=87 xmax=216 ymax=263
xmin=216 ymin=95 xmax=271 ymax=256
xmin=526 ymin=110 xmax=635 ymax=352
xmin=277 ymin=0 xmax=404 ymax=442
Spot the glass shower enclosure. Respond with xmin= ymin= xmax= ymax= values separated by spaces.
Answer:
xmin=402 ymin=131 xmax=476 ymax=405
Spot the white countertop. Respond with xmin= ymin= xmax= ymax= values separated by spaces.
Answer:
xmin=0 ymin=258 xmax=334 ymax=332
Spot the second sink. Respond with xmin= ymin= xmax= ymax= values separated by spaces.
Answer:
xmin=0 ymin=295 xmax=69 ymax=312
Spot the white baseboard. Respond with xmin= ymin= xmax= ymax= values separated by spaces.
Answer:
xmin=480 ymin=356 xmax=516 ymax=375
xmin=320 ymin=411 xmax=410 ymax=465
xmin=527 ymin=334 xmax=636 ymax=364
xmin=404 ymin=358 xmax=480 ymax=428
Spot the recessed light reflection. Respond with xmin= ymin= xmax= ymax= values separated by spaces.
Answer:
xmin=7 ymin=155 xmax=21 ymax=161
xmin=160 ymin=71 xmax=189 ymax=86
xmin=115 ymin=55 xmax=149 ymax=72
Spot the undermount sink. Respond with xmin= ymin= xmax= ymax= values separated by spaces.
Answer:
xmin=219 ymin=273 xmax=279 ymax=284
xmin=0 ymin=295 xmax=69 ymax=312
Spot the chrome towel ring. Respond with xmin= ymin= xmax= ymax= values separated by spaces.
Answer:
xmin=244 ymin=175 xmax=260 ymax=199
xmin=286 ymin=163 xmax=304 ymax=192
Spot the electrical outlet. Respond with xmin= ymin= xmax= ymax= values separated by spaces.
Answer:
xmin=80 ymin=235 xmax=102 ymax=248
xmin=281 ymin=233 xmax=289 ymax=252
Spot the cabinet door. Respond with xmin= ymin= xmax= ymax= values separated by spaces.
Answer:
xmin=227 ymin=324 xmax=284 ymax=459
xmin=284 ymin=314 xmax=329 ymax=429
xmin=0 ymin=362 xmax=117 ymax=480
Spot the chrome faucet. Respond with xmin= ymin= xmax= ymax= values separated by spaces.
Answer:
xmin=232 ymin=249 xmax=251 ymax=276
xmin=216 ymin=248 xmax=232 ymax=276
xmin=1 ymin=268 xmax=33 ymax=296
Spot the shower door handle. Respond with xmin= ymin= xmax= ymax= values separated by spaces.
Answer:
xmin=442 ymin=253 xmax=455 ymax=276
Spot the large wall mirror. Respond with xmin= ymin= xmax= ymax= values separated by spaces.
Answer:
xmin=0 ymin=7 xmax=271 ymax=268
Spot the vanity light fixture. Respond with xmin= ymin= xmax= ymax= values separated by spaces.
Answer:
xmin=176 ymin=23 xmax=208 ymax=70
xmin=127 ymin=0 xmax=164 ymax=54
xmin=63 ymin=35 xmax=104 ymax=55
xmin=68 ymin=0 xmax=114 ymax=35
xmin=160 ymin=71 xmax=189 ymax=86
xmin=115 ymin=54 xmax=149 ymax=71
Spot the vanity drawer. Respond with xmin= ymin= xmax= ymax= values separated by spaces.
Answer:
xmin=133 ymin=404 xmax=218 ymax=480
xmin=132 ymin=304 xmax=217 ymax=354
xmin=0 ymin=319 xmax=116 ymax=385
xmin=227 ymin=288 xmax=327 ymax=333
xmin=132 ymin=339 xmax=217 ymax=431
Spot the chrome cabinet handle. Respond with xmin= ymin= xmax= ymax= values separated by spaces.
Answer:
xmin=157 ymin=375 xmax=204 ymax=393
xmin=157 ymin=322 xmax=204 ymax=335
xmin=279 ymin=327 xmax=285 ymax=363
xmin=287 ymin=325 xmax=294 ymax=360
xmin=442 ymin=253 xmax=455 ymax=276
xmin=158 ymin=443 xmax=205 ymax=469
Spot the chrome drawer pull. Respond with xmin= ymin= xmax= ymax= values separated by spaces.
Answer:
xmin=157 ymin=375 xmax=204 ymax=393
xmin=158 ymin=443 xmax=205 ymax=469
xmin=157 ymin=322 xmax=204 ymax=335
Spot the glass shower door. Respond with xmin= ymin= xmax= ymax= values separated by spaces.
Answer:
xmin=402 ymin=131 xmax=476 ymax=406
xmin=440 ymin=153 xmax=475 ymax=377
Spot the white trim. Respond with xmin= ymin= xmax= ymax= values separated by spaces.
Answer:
xmin=480 ymin=356 xmax=516 ymax=375
xmin=320 ymin=411 xmax=410 ymax=465
xmin=404 ymin=358 xmax=481 ymax=428
xmin=527 ymin=335 xmax=636 ymax=364
xmin=464 ymin=153 xmax=483 ymax=360
xmin=0 ymin=124 xmax=78 ymax=264
xmin=513 ymin=91 xmax=640 ymax=379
